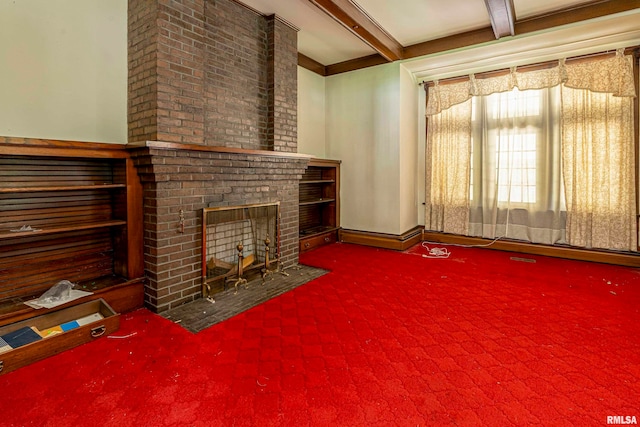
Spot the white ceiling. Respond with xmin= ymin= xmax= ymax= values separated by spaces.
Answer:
xmin=354 ymin=0 xmax=490 ymax=46
xmin=239 ymin=0 xmax=375 ymax=64
xmin=236 ymin=0 xmax=640 ymax=68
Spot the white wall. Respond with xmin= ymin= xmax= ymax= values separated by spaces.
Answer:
xmin=398 ymin=64 xmax=419 ymax=232
xmin=297 ymin=66 xmax=326 ymax=158
xmin=0 ymin=0 xmax=127 ymax=143
xmin=417 ymin=83 xmax=427 ymax=226
xmin=326 ymin=62 xmax=420 ymax=235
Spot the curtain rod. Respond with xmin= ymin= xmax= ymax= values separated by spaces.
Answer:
xmin=420 ymin=45 xmax=640 ymax=88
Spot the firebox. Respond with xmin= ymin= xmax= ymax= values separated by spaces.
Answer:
xmin=202 ymin=202 xmax=282 ymax=297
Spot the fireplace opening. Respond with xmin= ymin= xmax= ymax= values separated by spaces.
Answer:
xmin=202 ymin=202 xmax=282 ymax=297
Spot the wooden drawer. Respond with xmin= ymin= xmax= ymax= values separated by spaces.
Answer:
xmin=300 ymin=230 xmax=337 ymax=253
xmin=0 ymin=299 xmax=119 ymax=375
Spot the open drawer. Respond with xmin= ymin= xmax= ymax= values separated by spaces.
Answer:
xmin=0 ymin=299 xmax=119 ymax=375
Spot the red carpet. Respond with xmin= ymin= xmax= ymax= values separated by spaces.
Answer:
xmin=1 ymin=242 xmax=639 ymax=426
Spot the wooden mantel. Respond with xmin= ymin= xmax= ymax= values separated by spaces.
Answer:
xmin=127 ymin=141 xmax=315 ymax=160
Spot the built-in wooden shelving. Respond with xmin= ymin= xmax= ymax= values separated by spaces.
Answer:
xmin=0 ymin=137 xmax=145 ymax=328
xmin=299 ymin=158 xmax=340 ymax=252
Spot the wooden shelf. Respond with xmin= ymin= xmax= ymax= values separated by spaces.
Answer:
xmin=0 ymin=184 xmax=126 ymax=193
xmin=299 ymin=225 xmax=339 ymax=238
xmin=300 ymin=180 xmax=335 ymax=184
xmin=0 ymin=220 xmax=127 ymax=240
xmin=0 ymin=276 xmax=143 ymax=323
xmin=299 ymin=198 xmax=336 ymax=206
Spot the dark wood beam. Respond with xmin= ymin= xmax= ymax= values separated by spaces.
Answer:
xmin=403 ymin=27 xmax=497 ymax=60
xmin=484 ymin=0 xmax=515 ymax=39
xmin=298 ymin=53 xmax=327 ymax=76
xmin=404 ymin=0 xmax=639 ymax=64
xmin=514 ymin=0 xmax=640 ymax=35
xmin=325 ymin=53 xmax=388 ymax=76
xmin=307 ymin=0 xmax=403 ymax=61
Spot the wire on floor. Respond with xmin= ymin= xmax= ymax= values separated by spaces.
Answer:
xmin=421 ymin=244 xmax=451 ymax=259
xmin=420 ymin=236 xmax=504 ymax=259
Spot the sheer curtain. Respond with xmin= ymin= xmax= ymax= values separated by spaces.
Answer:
xmin=468 ymin=86 xmax=565 ymax=244
xmin=425 ymin=49 xmax=637 ymax=251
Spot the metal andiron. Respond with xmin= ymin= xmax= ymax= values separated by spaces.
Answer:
xmin=261 ymin=234 xmax=289 ymax=282
xmin=228 ymin=242 xmax=248 ymax=294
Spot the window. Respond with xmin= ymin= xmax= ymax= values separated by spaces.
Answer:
xmin=469 ymin=87 xmax=560 ymax=210
xmin=425 ymin=51 xmax=637 ymax=251
xmin=466 ymin=86 xmax=565 ymax=244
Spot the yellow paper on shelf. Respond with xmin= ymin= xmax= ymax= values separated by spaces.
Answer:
xmin=37 ymin=325 xmax=63 ymax=338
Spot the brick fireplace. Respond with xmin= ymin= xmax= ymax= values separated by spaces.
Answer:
xmin=127 ymin=0 xmax=309 ymax=312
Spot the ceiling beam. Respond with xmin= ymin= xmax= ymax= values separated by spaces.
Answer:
xmin=325 ymin=53 xmax=388 ymax=76
xmin=484 ymin=0 xmax=515 ymax=39
xmin=307 ymin=0 xmax=403 ymax=62
xmin=403 ymin=27 xmax=497 ymax=60
xmin=298 ymin=53 xmax=327 ymax=76
xmin=404 ymin=0 xmax=640 ymax=63
xmin=515 ymin=0 xmax=640 ymax=35
xmin=300 ymin=0 xmax=640 ymax=76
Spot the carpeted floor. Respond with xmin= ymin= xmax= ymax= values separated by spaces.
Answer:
xmin=1 ymin=242 xmax=639 ymax=426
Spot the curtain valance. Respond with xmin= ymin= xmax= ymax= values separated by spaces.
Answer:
xmin=426 ymin=49 xmax=636 ymax=116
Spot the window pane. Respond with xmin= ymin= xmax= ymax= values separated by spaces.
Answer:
xmin=496 ymin=133 xmax=537 ymax=203
xmin=488 ymin=89 xmax=541 ymax=119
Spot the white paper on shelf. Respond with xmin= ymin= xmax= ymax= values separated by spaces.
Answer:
xmin=23 ymin=290 xmax=93 ymax=309
xmin=76 ymin=313 xmax=104 ymax=326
